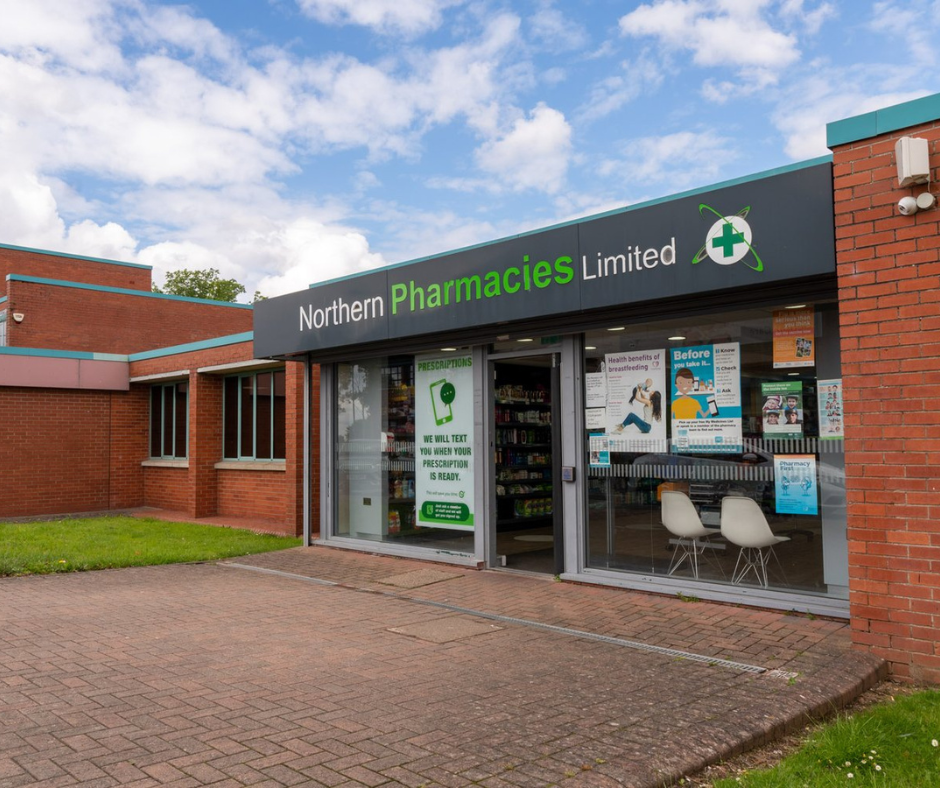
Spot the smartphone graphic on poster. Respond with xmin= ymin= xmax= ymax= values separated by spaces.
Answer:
xmin=430 ymin=379 xmax=453 ymax=426
xmin=707 ymin=396 xmax=719 ymax=417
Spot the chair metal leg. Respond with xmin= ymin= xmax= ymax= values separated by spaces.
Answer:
xmin=667 ymin=537 xmax=698 ymax=578
xmin=731 ymin=546 xmax=783 ymax=587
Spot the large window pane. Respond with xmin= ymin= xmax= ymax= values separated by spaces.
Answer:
xmin=584 ymin=303 xmax=846 ymax=599
xmin=149 ymin=382 xmax=187 ymax=459
xmin=334 ymin=356 xmax=473 ymax=554
xmin=223 ymin=377 xmax=239 ymax=459
xmin=223 ymin=370 xmax=287 ymax=461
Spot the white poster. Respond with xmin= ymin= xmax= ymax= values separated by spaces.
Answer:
xmin=415 ymin=354 xmax=474 ymax=530
xmin=585 ymin=408 xmax=606 ymax=430
xmin=818 ymin=378 xmax=844 ymax=439
xmin=604 ymin=349 xmax=667 ymax=452
xmin=669 ymin=343 xmax=742 ymax=453
xmin=585 ymin=372 xmax=607 ymax=408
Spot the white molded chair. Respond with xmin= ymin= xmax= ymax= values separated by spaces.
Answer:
xmin=720 ymin=496 xmax=790 ymax=587
xmin=661 ymin=491 xmax=720 ymax=578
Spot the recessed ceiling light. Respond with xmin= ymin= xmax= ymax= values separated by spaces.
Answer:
xmin=584 ymin=346 xmax=596 ymax=351
xmin=788 ymin=372 xmax=800 ymax=376
xmin=668 ymin=335 xmax=686 ymax=341
xmin=607 ymin=326 xmax=625 ymax=332
xmin=440 ymin=347 xmax=457 ymax=352
xmin=785 ymin=304 xmax=807 ymax=310
xmin=517 ymin=338 xmax=534 ymax=343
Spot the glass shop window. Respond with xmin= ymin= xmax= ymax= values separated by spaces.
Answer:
xmin=583 ymin=302 xmax=846 ymax=598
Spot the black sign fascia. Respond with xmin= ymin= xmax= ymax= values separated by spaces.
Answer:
xmin=253 ymin=162 xmax=835 ymax=359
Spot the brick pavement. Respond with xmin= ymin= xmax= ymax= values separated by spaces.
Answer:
xmin=0 ymin=547 xmax=885 ymax=788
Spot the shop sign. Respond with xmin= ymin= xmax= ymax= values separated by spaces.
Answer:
xmin=254 ymin=162 xmax=835 ymax=358
xmin=414 ymin=353 xmax=475 ymax=530
xmin=669 ymin=343 xmax=743 ymax=453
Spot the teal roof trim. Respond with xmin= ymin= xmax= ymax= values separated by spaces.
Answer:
xmin=0 ymin=241 xmax=151 ymax=270
xmin=827 ymin=93 xmax=940 ymax=147
xmin=128 ymin=331 xmax=254 ymax=361
xmin=309 ymin=156 xmax=833 ymax=289
xmin=0 ymin=346 xmax=128 ymax=361
xmin=7 ymin=274 xmax=253 ymax=308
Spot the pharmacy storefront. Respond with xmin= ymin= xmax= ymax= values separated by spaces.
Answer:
xmin=255 ymin=158 xmax=849 ymax=615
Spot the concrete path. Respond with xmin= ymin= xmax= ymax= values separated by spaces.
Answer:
xmin=1 ymin=546 xmax=884 ymax=787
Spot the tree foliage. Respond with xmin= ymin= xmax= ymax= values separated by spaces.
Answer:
xmin=153 ymin=268 xmax=247 ymax=302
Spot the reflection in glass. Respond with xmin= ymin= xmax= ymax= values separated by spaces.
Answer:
xmin=335 ymin=356 xmax=474 ymax=553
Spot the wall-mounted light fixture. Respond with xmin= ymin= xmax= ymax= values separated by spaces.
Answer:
xmin=11 ymin=312 xmax=24 ymax=323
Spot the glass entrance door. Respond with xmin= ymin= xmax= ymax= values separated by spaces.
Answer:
xmin=492 ymin=355 xmax=560 ymax=573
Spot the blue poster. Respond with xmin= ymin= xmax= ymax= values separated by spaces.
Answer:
xmin=669 ymin=343 xmax=742 ymax=453
xmin=774 ymin=455 xmax=818 ymax=515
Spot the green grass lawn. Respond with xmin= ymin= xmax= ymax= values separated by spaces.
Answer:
xmin=713 ymin=689 xmax=940 ymax=787
xmin=0 ymin=516 xmax=301 ymax=576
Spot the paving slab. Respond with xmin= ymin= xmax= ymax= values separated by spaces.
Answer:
xmin=0 ymin=545 xmax=884 ymax=788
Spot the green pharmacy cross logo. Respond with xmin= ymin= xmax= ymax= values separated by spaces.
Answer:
xmin=692 ymin=203 xmax=764 ymax=272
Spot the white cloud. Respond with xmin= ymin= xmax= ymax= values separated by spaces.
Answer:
xmin=578 ymin=52 xmax=664 ymax=122
xmin=475 ymin=104 xmax=572 ymax=194
xmin=529 ymin=3 xmax=589 ymax=51
xmin=598 ymin=129 xmax=737 ymax=190
xmin=619 ymin=0 xmax=801 ymax=88
xmin=869 ymin=0 xmax=940 ymax=67
xmin=295 ymin=0 xmax=459 ymax=36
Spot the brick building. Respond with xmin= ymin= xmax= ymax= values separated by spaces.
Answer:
xmin=0 ymin=244 xmax=308 ymax=536
xmin=2 ymin=92 xmax=939 ymax=682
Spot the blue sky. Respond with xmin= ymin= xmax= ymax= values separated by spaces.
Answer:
xmin=2 ymin=0 xmax=939 ymax=299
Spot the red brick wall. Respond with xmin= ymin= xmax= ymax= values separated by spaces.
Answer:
xmin=130 ymin=343 xmax=309 ymax=537
xmin=5 ymin=279 xmax=252 ymax=354
xmin=0 ymin=388 xmax=112 ymax=516
xmin=0 ymin=246 xmax=151 ymax=292
xmin=832 ymin=120 xmax=940 ymax=683
xmin=218 ymin=470 xmax=287 ymax=522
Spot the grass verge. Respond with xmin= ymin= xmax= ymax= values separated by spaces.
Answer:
xmin=711 ymin=688 xmax=940 ymax=787
xmin=0 ymin=516 xmax=301 ymax=576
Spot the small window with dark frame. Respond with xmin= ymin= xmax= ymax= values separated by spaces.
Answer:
xmin=149 ymin=381 xmax=188 ymax=459
xmin=223 ymin=370 xmax=286 ymax=461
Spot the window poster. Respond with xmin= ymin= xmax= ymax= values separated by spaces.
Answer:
xmin=773 ymin=308 xmax=815 ymax=368
xmin=818 ymin=378 xmax=844 ymax=439
xmin=589 ymin=434 xmax=611 ymax=468
xmin=669 ymin=343 xmax=742 ymax=453
xmin=774 ymin=454 xmax=818 ymax=515
xmin=414 ymin=353 xmax=474 ymax=530
xmin=585 ymin=372 xmax=607 ymax=408
xmin=761 ymin=380 xmax=803 ymax=439
xmin=585 ymin=407 xmax=606 ymax=431
xmin=603 ymin=349 xmax=667 ymax=452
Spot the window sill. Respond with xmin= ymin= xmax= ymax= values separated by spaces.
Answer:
xmin=142 ymin=459 xmax=189 ymax=468
xmin=214 ymin=460 xmax=286 ymax=472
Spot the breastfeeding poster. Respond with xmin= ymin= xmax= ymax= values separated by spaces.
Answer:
xmin=414 ymin=353 xmax=475 ymax=530
xmin=603 ymin=349 xmax=667 ymax=452
xmin=774 ymin=455 xmax=818 ymax=515
xmin=669 ymin=343 xmax=742 ymax=453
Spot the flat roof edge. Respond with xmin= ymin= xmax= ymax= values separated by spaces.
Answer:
xmin=0 ymin=241 xmax=152 ymax=270
xmin=827 ymin=93 xmax=940 ymax=147
xmin=129 ymin=331 xmax=254 ymax=361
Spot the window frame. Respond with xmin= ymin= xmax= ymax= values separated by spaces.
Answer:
xmin=149 ymin=381 xmax=189 ymax=459
xmin=222 ymin=369 xmax=286 ymax=461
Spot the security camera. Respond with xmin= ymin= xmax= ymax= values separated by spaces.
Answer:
xmin=898 ymin=196 xmax=918 ymax=215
